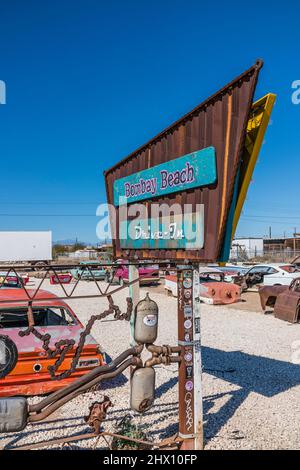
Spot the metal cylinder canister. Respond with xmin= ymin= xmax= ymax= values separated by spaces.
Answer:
xmin=130 ymin=366 xmax=155 ymax=413
xmin=134 ymin=293 xmax=158 ymax=344
xmin=0 ymin=397 xmax=28 ymax=433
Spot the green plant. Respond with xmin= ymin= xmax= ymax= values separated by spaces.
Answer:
xmin=52 ymin=244 xmax=67 ymax=258
xmin=112 ymin=415 xmax=149 ymax=450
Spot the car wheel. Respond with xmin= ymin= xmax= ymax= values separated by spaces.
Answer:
xmin=0 ymin=335 xmax=18 ymax=379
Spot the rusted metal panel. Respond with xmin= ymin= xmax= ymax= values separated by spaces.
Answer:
xmin=259 ymin=279 xmax=300 ymax=323
xmin=273 ymin=278 xmax=300 ymax=323
xmin=105 ymin=61 xmax=263 ymax=262
xmin=258 ymin=284 xmax=288 ymax=310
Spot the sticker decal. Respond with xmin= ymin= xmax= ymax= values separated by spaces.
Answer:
xmin=185 ymin=380 xmax=194 ymax=391
xmin=184 ymin=352 xmax=193 ymax=363
xmin=194 ymin=318 xmax=200 ymax=334
xmin=184 ymin=290 xmax=192 ymax=300
xmin=184 ymin=306 xmax=193 ymax=317
xmin=184 ymin=270 xmax=193 ymax=278
xmin=186 ymin=366 xmax=193 ymax=379
xmin=143 ymin=315 xmax=157 ymax=327
xmin=183 ymin=278 xmax=192 ymax=289
xmin=184 ymin=319 xmax=192 ymax=330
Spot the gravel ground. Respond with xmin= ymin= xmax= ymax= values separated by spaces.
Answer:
xmin=1 ymin=279 xmax=300 ymax=450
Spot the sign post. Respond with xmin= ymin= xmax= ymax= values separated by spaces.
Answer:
xmin=178 ymin=267 xmax=203 ymax=450
xmin=129 ymin=265 xmax=140 ymax=347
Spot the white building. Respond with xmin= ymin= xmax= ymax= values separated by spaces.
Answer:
xmin=73 ymin=249 xmax=98 ymax=260
xmin=230 ymin=237 xmax=264 ymax=260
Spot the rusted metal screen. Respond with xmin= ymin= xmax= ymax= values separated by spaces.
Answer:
xmin=105 ymin=60 xmax=263 ymax=262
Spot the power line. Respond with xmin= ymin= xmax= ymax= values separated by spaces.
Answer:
xmin=242 ymin=214 xmax=300 ymax=219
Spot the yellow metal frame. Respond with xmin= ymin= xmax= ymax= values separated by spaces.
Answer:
xmin=231 ymin=93 xmax=276 ymax=238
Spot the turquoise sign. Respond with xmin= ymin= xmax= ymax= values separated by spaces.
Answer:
xmin=119 ymin=209 xmax=204 ymax=250
xmin=114 ymin=146 xmax=217 ymax=206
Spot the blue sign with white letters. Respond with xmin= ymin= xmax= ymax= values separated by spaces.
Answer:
xmin=113 ymin=147 xmax=217 ymax=206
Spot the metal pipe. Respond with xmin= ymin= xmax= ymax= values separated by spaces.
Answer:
xmin=146 ymin=344 xmax=181 ymax=354
xmin=29 ymin=358 xmax=139 ymax=422
xmin=144 ymin=356 xmax=181 ymax=368
xmin=29 ymin=345 xmax=143 ymax=413
xmin=11 ymin=430 xmax=171 ymax=451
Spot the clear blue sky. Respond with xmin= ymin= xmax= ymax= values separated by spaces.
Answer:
xmin=0 ymin=1 xmax=299 ymax=243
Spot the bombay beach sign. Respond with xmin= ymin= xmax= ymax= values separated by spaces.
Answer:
xmin=105 ymin=61 xmax=263 ymax=262
xmin=113 ymin=147 xmax=215 ymax=249
xmin=113 ymin=147 xmax=217 ymax=206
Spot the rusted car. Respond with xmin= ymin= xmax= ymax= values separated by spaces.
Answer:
xmin=165 ymin=268 xmax=241 ymax=305
xmin=109 ymin=260 xmax=160 ymax=286
xmin=259 ymin=277 xmax=300 ymax=323
xmin=0 ymin=271 xmax=24 ymax=289
xmin=0 ymin=289 xmax=105 ymax=396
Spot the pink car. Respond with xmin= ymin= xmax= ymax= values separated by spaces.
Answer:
xmin=112 ymin=261 xmax=160 ymax=286
xmin=0 ymin=289 xmax=105 ymax=396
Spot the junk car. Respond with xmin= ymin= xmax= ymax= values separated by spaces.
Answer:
xmin=0 ymin=271 xmax=24 ymax=289
xmin=0 ymin=289 xmax=105 ymax=396
xmin=71 ymin=261 xmax=107 ymax=281
xmin=165 ymin=267 xmax=241 ymax=305
xmin=259 ymin=277 xmax=300 ymax=323
xmin=109 ymin=260 xmax=160 ymax=286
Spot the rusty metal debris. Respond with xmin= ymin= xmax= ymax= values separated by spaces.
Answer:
xmin=0 ymin=262 xmax=189 ymax=450
xmin=0 ymin=262 xmax=163 ymax=305
xmin=19 ymin=295 xmax=133 ymax=380
xmin=84 ymin=396 xmax=113 ymax=434
xmin=28 ymin=351 xmax=143 ymax=423
xmin=6 ymin=430 xmax=182 ymax=451
xmin=259 ymin=278 xmax=300 ymax=323
xmin=258 ymin=284 xmax=288 ymax=311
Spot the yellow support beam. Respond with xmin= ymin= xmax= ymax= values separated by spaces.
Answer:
xmin=232 ymin=93 xmax=276 ymax=238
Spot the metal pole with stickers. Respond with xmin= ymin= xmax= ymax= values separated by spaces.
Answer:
xmin=178 ymin=267 xmax=203 ymax=450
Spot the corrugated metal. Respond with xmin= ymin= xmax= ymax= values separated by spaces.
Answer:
xmin=105 ymin=60 xmax=263 ymax=262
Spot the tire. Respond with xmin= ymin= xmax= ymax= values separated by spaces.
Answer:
xmin=32 ymin=261 xmax=48 ymax=272
xmin=0 ymin=335 xmax=18 ymax=379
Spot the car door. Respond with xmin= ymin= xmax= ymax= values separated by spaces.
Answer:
xmin=263 ymin=267 xmax=289 ymax=286
xmin=245 ymin=266 xmax=271 ymax=286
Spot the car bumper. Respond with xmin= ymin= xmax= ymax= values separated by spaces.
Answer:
xmin=0 ymin=355 xmax=105 ymax=397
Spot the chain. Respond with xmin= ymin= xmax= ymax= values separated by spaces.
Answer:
xmin=19 ymin=295 xmax=133 ymax=380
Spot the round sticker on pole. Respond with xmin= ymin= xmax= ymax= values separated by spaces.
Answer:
xmin=183 ymin=278 xmax=192 ymax=289
xmin=185 ymin=380 xmax=194 ymax=391
xmin=184 ymin=352 xmax=193 ymax=363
